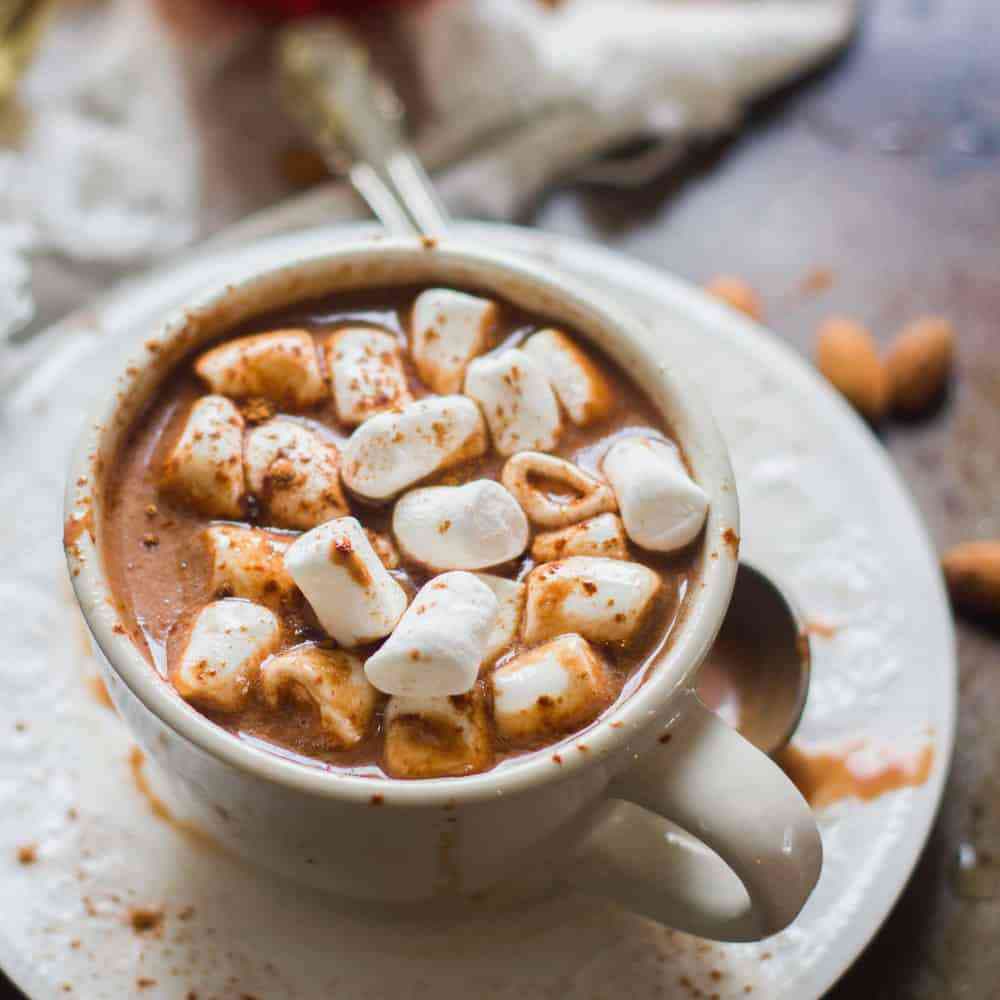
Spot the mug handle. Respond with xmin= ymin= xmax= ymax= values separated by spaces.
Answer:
xmin=565 ymin=689 xmax=822 ymax=941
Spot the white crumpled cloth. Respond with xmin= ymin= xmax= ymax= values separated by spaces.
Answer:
xmin=0 ymin=0 xmax=856 ymax=347
xmin=409 ymin=0 xmax=857 ymax=217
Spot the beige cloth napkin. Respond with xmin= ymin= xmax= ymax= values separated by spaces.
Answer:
xmin=0 ymin=0 xmax=856 ymax=347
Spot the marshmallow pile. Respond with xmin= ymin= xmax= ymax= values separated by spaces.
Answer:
xmin=160 ymin=288 xmax=710 ymax=777
xmin=163 ymin=404 xmax=348 ymax=528
xmin=196 ymin=330 xmax=327 ymax=409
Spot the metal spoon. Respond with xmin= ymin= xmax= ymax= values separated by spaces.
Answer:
xmin=276 ymin=18 xmax=448 ymax=237
xmin=276 ymin=20 xmax=812 ymax=756
xmin=697 ymin=563 xmax=811 ymax=756
xmin=0 ymin=0 xmax=56 ymax=103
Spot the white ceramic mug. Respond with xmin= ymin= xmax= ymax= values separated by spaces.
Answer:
xmin=64 ymin=239 xmax=821 ymax=942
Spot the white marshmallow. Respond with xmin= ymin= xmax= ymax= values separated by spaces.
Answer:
xmin=501 ymin=451 xmax=617 ymax=528
xmin=464 ymin=348 xmax=562 ymax=456
xmin=603 ymin=436 xmax=709 ymax=552
xmin=392 ymin=480 xmax=529 ymax=571
xmin=284 ymin=517 xmax=408 ymax=647
xmin=195 ymin=329 xmax=327 ymax=407
xmin=341 ymin=395 xmax=487 ymax=501
xmin=169 ymin=598 xmax=280 ymax=712
xmin=259 ymin=644 xmax=378 ymax=749
xmin=531 ymin=513 xmax=628 ymax=562
xmin=161 ymin=395 xmax=246 ymax=519
xmin=383 ymin=688 xmax=493 ymax=778
xmin=365 ymin=529 xmax=400 ymax=570
xmin=364 ymin=572 xmax=498 ymax=696
xmin=473 ymin=573 xmax=526 ymax=664
xmin=244 ymin=417 xmax=349 ymax=530
xmin=325 ymin=326 xmax=412 ymax=426
xmin=523 ymin=556 xmax=662 ymax=644
xmin=522 ymin=329 xmax=614 ymax=427
xmin=203 ymin=524 xmax=298 ymax=609
xmin=492 ymin=634 xmax=612 ymax=746
xmin=410 ymin=288 xmax=498 ymax=394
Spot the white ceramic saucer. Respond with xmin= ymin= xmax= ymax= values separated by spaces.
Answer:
xmin=0 ymin=218 xmax=954 ymax=1000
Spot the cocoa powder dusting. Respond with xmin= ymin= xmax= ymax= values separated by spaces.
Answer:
xmin=16 ymin=843 xmax=37 ymax=865
xmin=799 ymin=267 xmax=834 ymax=295
xmin=63 ymin=511 xmax=94 ymax=552
xmin=722 ymin=528 xmax=740 ymax=557
xmin=805 ymin=617 xmax=838 ymax=639
xmin=87 ymin=675 xmax=114 ymax=709
xmin=128 ymin=906 xmax=164 ymax=934
xmin=329 ymin=535 xmax=371 ymax=587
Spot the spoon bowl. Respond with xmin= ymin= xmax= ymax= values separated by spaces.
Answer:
xmin=697 ymin=562 xmax=811 ymax=757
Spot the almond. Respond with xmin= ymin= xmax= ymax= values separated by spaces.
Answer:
xmin=704 ymin=275 xmax=764 ymax=322
xmin=815 ymin=318 xmax=888 ymax=423
xmin=942 ymin=541 xmax=1000 ymax=621
xmin=885 ymin=316 xmax=955 ymax=416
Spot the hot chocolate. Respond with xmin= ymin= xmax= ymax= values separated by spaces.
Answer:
xmin=101 ymin=284 xmax=707 ymax=779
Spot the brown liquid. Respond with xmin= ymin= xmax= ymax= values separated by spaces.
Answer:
xmin=128 ymin=747 xmax=217 ymax=848
xmin=101 ymin=285 xmax=699 ymax=778
xmin=777 ymin=740 xmax=934 ymax=809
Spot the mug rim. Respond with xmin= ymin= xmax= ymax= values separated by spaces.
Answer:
xmin=64 ymin=237 xmax=740 ymax=807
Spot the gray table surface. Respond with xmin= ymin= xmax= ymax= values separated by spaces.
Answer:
xmin=3 ymin=0 xmax=999 ymax=996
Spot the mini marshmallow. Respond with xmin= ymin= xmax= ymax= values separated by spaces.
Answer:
xmin=161 ymin=395 xmax=246 ymax=519
xmin=259 ymin=644 xmax=378 ymax=749
xmin=473 ymin=573 xmax=526 ymax=664
xmin=365 ymin=529 xmax=400 ymax=570
xmin=244 ymin=417 xmax=349 ymax=530
xmin=195 ymin=329 xmax=327 ymax=407
xmin=203 ymin=524 xmax=298 ymax=609
xmin=169 ymin=598 xmax=280 ymax=712
xmin=383 ymin=688 xmax=493 ymax=778
xmin=284 ymin=517 xmax=408 ymax=647
xmin=392 ymin=480 xmax=529 ymax=571
xmin=410 ymin=288 xmax=498 ymax=394
xmin=464 ymin=348 xmax=562 ymax=456
xmin=523 ymin=556 xmax=662 ymax=644
xmin=603 ymin=436 xmax=709 ymax=552
xmin=522 ymin=329 xmax=614 ymax=427
xmin=364 ymin=572 xmax=498 ymax=696
xmin=341 ymin=395 xmax=487 ymax=501
xmin=325 ymin=326 xmax=412 ymax=426
xmin=501 ymin=451 xmax=617 ymax=528
xmin=491 ymin=634 xmax=613 ymax=746
xmin=531 ymin=513 xmax=629 ymax=562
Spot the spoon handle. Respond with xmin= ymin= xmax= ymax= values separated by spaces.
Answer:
xmin=0 ymin=0 xmax=57 ymax=101
xmin=348 ymin=163 xmax=424 ymax=236
xmin=382 ymin=149 xmax=450 ymax=235
xmin=276 ymin=18 xmax=450 ymax=237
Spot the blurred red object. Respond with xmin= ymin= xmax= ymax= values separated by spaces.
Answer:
xmin=223 ymin=0 xmax=424 ymax=18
